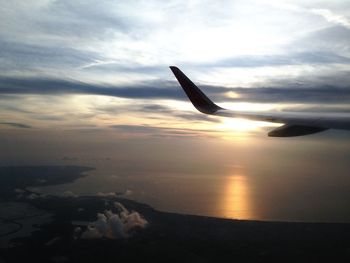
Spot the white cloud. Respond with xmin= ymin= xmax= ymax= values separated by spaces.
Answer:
xmin=114 ymin=202 xmax=128 ymax=213
xmin=81 ymin=225 xmax=104 ymax=239
xmin=123 ymin=211 xmax=148 ymax=233
xmin=81 ymin=202 xmax=148 ymax=239
xmin=2 ymin=0 xmax=348 ymax=81
xmin=1 ymin=0 xmax=349 ymax=81
xmin=311 ymin=8 xmax=350 ymax=29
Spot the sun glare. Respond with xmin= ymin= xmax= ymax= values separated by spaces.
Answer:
xmin=221 ymin=102 xmax=276 ymax=112
xmin=226 ymin=91 xmax=241 ymax=99
xmin=217 ymin=118 xmax=274 ymax=132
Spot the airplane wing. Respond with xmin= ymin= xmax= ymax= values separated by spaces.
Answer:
xmin=169 ymin=66 xmax=350 ymax=137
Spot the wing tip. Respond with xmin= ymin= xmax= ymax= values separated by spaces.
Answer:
xmin=169 ymin=66 xmax=223 ymax=114
xmin=169 ymin=66 xmax=179 ymax=73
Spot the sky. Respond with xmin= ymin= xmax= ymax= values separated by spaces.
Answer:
xmin=1 ymin=0 xmax=350 ymax=222
xmin=0 ymin=0 xmax=350 ymax=136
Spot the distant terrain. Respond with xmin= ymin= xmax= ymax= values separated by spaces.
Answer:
xmin=1 ymin=166 xmax=350 ymax=263
xmin=0 ymin=166 xmax=93 ymax=199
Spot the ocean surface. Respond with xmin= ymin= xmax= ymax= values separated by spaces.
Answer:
xmin=35 ymin=132 xmax=350 ymax=223
xmin=2 ymin=128 xmax=350 ymax=223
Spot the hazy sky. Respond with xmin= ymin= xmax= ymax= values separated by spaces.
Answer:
xmin=0 ymin=0 xmax=349 ymax=137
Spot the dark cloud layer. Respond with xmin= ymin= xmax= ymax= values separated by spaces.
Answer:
xmin=0 ymin=40 xmax=99 ymax=71
xmin=0 ymin=122 xmax=32 ymax=129
xmin=109 ymin=124 xmax=215 ymax=138
xmin=1 ymin=76 xmax=349 ymax=104
xmin=137 ymin=104 xmax=220 ymax=123
xmin=0 ymin=77 xmax=182 ymax=99
xmin=94 ymin=103 xmax=219 ymax=123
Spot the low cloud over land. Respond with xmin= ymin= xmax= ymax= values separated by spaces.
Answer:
xmin=81 ymin=202 xmax=148 ymax=239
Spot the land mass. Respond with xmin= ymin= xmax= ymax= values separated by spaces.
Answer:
xmin=1 ymin=166 xmax=350 ymax=263
xmin=0 ymin=166 xmax=93 ymax=199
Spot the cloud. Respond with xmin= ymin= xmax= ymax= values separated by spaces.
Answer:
xmin=45 ymin=237 xmax=61 ymax=247
xmin=0 ymin=77 xmax=183 ymax=99
xmin=209 ymin=51 xmax=350 ymax=68
xmin=89 ymin=102 xmax=220 ymax=125
xmin=282 ymin=104 xmax=350 ymax=113
xmin=109 ymin=124 xmax=214 ymax=138
xmin=124 ymin=190 xmax=133 ymax=196
xmin=81 ymin=202 xmax=148 ymax=239
xmin=62 ymin=191 xmax=78 ymax=198
xmin=223 ymin=86 xmax=350 ymax=104
xmin=0 ymin=122 xmax=32 ymax=129
xmin=1 ymin=0 xmax=349 ymax=75
xmin=0 ymin=1 xmax=140 ymax=44
xmin=290 ymin=25 xmax=350 ymax=55
xmin=311 ymin=8 xmax=350 ymax=29
xmin=96 ymin=192 xmax=118 ymax=198
xmin=27 ymin=193 xmax=40 ymax=199
xmin=1 ymin=76 xmax=350 ymax=105
xmin=15 ymin=189 xmax=47 ymax=200
xmin=139 ymin=104 xmax=221 ymax=123
xmin=0 ymin=40 xmax=99 ymax=73
xmin=37 ymin=179 xmax=47 ymax=184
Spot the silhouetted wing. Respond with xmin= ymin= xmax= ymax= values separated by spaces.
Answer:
xmin=170 ymin=66 xmax=350 ymax=137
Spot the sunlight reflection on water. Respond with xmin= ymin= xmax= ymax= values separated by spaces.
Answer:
xmin=221 ymin=175 xmax=253 ymax=220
